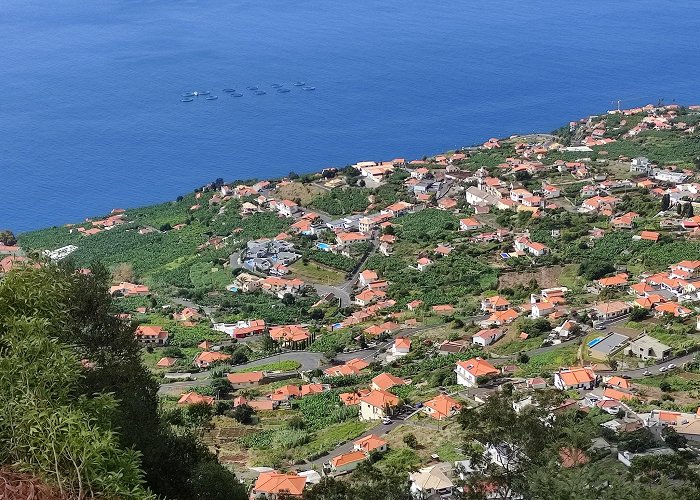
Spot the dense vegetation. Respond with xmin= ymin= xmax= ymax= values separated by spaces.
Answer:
xmin=0 ymin=265 xmax=246 ymax=499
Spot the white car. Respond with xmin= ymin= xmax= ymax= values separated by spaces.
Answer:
xmin=667 ymin=363 xmax=677 ymax=370
xmin=659 ymin=366 xmax=668 ymax=373
xmin=382 ymin=417 xmax=392 ymax=425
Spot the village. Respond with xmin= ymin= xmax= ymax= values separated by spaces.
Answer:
xmin=9 ymin=102 xmax=700 ymax=498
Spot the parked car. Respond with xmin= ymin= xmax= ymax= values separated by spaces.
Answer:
xmin=594 ymin=325 xmax=606 ymax=331
xmin=659 ymin=366 xmax=668 ymax=373
xmin=667 ymin=363 xmax=676 ymax=370
xmin=621 ymin=375 xmax=632 ymax=379
xmin=643 ymin=370 xmax=652 ymax=376
xmin=382 ymin=417 xmax=392 ymax=425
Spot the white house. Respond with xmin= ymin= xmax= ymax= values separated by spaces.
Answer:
xmin=459 ymin=218 xmax=483 ymax=231
xmin=359 ymin=390 xmax=400 ymax=421
xmin=554 ymin=367 xmax=596 ymax=391
xmin=472 ymin=328 xmax=504 ymax=347
xmin=455 ymin=357 xmax=499 ymax=388
xmin=391 ymin=337 xmax=411 ymax=356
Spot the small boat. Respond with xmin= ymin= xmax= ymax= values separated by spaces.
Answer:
xmin=271 ymin=83 xmax=283 ymax=88
xmin=277 ymin=88 xmax=291 ymax=93
xmin=180 ymin=97 xmax=194 ymax=102
xmin=254 ymin=90 xmax=266 ymax=95
xmin=222 ymin=88 xmax=235 ymax=93
xmin=293 ymin=81 xmax=305 ymax=86
xmin=247 ymin=86 xmax=258 ymax=91
xmin=230 ymin=92 xmax=243 ymax=97
xmin=182 ymin=92 xmax=195 ymax=97
xmin=205 ymin=95 xmax=218 ymax=100
xmin=198 ymin=90 xmax=211 ymax=95
xmin=302 ymin=86 xmax=316 ymax=91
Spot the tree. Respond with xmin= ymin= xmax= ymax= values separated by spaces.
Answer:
xmin=112 ymin=261 xmax=135 ymax=283
xmin=661 ymin=193 xmax=671 ymax=211
xmin=662 ymin=426 xmax=688 ymax=450
xmin=282 ymin=293 xmax=296 ymax=306
xmin=0 ymin=229 xmax=17 ymax=245
xmin=629 ymin=308 xmax=649 ymax=322
xmin=303 ymin=462 xmax=410 ymax=500
xmin=231 ymin=404 xmax=255 ymax=425
xmin=457 ymin=390 xmax=562 ymax=498
xmin=288 ymin=171 xmax=300 ymax=180
xmin=403 ymin=433 xmax=418 ymax=449
xmin=0 ymin=266 xmax=247 ymax=500
xmin=0 ymin=269 xmax=153 ymax=499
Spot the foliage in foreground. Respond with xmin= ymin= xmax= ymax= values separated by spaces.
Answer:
xmin=0 ymin=266 xmax=246 ymax=500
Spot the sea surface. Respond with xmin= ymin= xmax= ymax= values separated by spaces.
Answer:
xmin=2 ymin=0 xmax=700 ymax=232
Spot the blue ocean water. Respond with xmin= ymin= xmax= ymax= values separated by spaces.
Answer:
xmin=2 ymin=0 xmax=700 ymax=232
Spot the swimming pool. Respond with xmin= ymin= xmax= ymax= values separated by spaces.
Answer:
xmin=317 ymin=242 xmax=332 ymax=251
xmin=587 ymin=337 xmax=603 ymax=348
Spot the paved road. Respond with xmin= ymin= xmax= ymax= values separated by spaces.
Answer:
xmin=312 ymin=237 xmax=378 ymax=307
xmin=158 ymin=351 xmax=325 ymax=395
xmin=602 ymin=352 xmax=697 ymax=379
xmin=313 ymin=284 xmax=351 ymax=308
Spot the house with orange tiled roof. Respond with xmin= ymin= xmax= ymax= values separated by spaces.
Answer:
xmin=109 ymin=281 xmax=150 ymax=297
xmin=193 ymin=351 xmax=231 ymax=369
xmin=382 ymin=201 xmax=414 ymax=217
xmin=654 ymin=301 xmax=692 ymax=318
xmin=596 ymin=273 xmax=629 ymax=289
xmin=354 ymin=289 xmax=386 ymax=307
xmin=354 ymin=434 xmax=388 ymax=454
xmin=324 ymin=358 xmax=369 ymax=377
xmin=423 ymin=394 xmax=461 ymax=420
xmin=225 ymin=370 xmax=265 ymax=387
xmin=484 ymin=308 xmax=519 ymax=326
xmin=437 ymin=197 xmax=458 ymax=211
xmin=371 ymin=373 xmax=407 ymax=392
xmin=134 ymin=325 xmax=169 ymax=346
xmin=407 ymin=300 xmax=423 ymax=311
xmin=270 ymin=384 xmax=302 ymax=402
xmin=605 ymin=376 xmax=632 ymax=390
xmin=459 ymin=218 xmax=483 ymax=231
xmin=455 ymin=357 xmax=498 ymax=387
xmin=251 ymin=471 xmax=307 ymax=498
xmin=594 ymin=301 xmax=631 ymax=321
xmin=514 ymin=236 xmax=549 ymax=256
xmin=156 ymin=357 xmax=177 ymax=368
xmin=327 ymin=450 xmax=368 ymax=475
xmin=629 ymin=282 xmax=656 ymax=297
xmin=339 ymin=389 xmax=371 ymax=406
xmin=610 ymin=212 xmax=640 ymax=230
xmin=417 ymin=257 xmax=433 ymax=271
xmin=472 ymin=328 xmax=504 ymax=347
xmin=391 ymin=337 xmax=411 ymax=357
xmin=638 ymin=230 xmax=660 ymax=242
xmin=481 ymin=295 xmax=511 ymax=312
xmin=603 ymin=387 xmax=635 ymax=402
xmin=633 ymin=294 xmax=665 ymax=309
xmin=268 ymin=324 xmax=311 ymax=347
xmin=173 ymin=307 xmax=202 ymax=322
xmin=359 ymin=390 xmax=400 ymax=421
xmin=554 ymin=367 xmax=596 ymax=391
xmin=358 ymin=269 xmax=379 ymax=287
xmin=177 ymin=392 xmax=214 ymax=406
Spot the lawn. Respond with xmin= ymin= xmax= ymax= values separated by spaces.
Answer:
xmin=518 ymin=345 xmax=578 ymax=376
xmin=289 ymin=261 xmax=345 ymax=285
xmin=491 ymin=336 xmax=543 ymax=355
xmin=232 ymin=360 xmax=302 ymax=373
xmin=381 ymin=421 xmax=465 ymax=469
